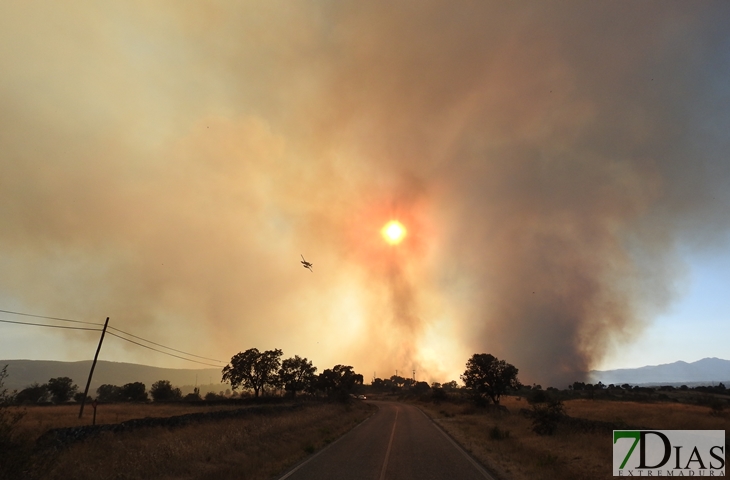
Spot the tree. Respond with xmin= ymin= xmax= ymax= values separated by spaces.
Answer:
xmin=390 ymin=375 xmax=407 ymax=388
xmin=442 ymin=380 xmax=459 ymax=391
xmin=412 ymin=381 xmax=431 ymax=394
xmin=184 ymin=387 xmax=202 ymax=401
xmin=96 ymin=384 xmax=123 ymax=402
xmin=46 ymin=377 xmax=78 ymax=404
xmin=74 ymin=392 xmax=92 ymax=403
xmin=279 ymin=355 xmax=317 ymax=398
xmin=204 ymin=391 xmax=223 ymax=401
xmin=121 ymin=382 xmax=148 ymax=402
xmin=461 ymin=353 xmax=520 ymax=406
xmin=315 ymin=365 xmax=363 ymax=400
xmin=14 ymin=383 xmax=49 ymax=404
xmin=431 ymin=387 xmax=448 ymax=402
xmin=150 ymin=380 xmax=182 ymax=402
xmin=222 ymin=348 xmax=282 ymax=398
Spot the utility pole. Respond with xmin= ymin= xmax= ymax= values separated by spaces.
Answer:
xmin=79 ymin=317 xmax=109 ymax=419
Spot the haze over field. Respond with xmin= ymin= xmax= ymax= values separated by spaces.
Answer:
xmin=1 ymin=2 xmax=729 ymax=386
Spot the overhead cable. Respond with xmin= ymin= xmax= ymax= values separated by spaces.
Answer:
xmin=105 ymin=332 xmax=221 ymax=367
xmin=107 ymin=326 xmax=221 ymax=363
xmin=1 ymin=306 xmax=222 ymax=366
xmin=0 ymin=317 xmax=103 ymax=332
xmin=0 ymin=308 xmax=104 ymax=326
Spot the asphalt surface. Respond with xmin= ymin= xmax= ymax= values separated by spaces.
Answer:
xmin=278 ymin=401 xmax=495 ymax=480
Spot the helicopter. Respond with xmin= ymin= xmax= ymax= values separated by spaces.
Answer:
xmin=300 ymin=255 xmax=313 ymax=272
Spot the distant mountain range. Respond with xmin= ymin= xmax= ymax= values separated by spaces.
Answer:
xmin=0 ymin=359 xmax=225 ymax=395
xmin=589 ymin=357 xmax=730 ymax=386
xmin=2 ymin=357 xmax=729 ymax=394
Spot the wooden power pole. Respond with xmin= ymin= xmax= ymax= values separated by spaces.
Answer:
xmin=79 ymin=317 xmax=109 ymax=419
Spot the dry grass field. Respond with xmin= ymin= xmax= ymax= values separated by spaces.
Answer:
xmin=3 ymin=396 xmax=727 ymax=479
xmin=5 ymin=400 xmax=375 ymax=480
xmin=15 ymin=402 xmax=248 ymax=441
xmin=419 ymin=396 xmax=728 ymax=480
xmin=562 ymin=397 xmax=730 ymax=431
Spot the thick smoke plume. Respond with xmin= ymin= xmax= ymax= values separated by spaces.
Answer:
xmin=1 ymin=2 xmax=729 ymax=385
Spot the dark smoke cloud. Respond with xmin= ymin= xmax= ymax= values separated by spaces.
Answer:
xmin=1 ymin=1 xmax=729 ymax=385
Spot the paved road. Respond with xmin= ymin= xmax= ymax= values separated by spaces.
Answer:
xmin=279 ymin=401 xmax=495 ymax=480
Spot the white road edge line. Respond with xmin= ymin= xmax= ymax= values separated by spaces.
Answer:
xmin=277 ymin=404 xmax=377 ymax=480
xmin=416 ymin=407 xmax=498 ymax=480
xmin=378 ymin=406 xmax=399 ymax=480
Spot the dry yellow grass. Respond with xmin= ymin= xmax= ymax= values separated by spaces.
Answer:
xmin=422 ymin=401 xmax=602 ymax=480
xmin=8 ymin=397 xmax=727 ymax=479
xmin=10 ymin=401 xmax=375 ymax=480
xmin=420 ymin=396 xmax=728 ymax=480
xmin=561 ymin=398 xmax=730 ymax=430
xmin=15 ymin=402 xmax=247 ymax=440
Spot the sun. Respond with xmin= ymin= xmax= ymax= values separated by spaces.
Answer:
xmin=381 ymin=220 xmax=407 ymax=245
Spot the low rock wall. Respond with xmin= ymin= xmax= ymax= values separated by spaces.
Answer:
xmin=518 ymin=407 xmax=646 ymax=432
xmin=37 ymin=403 xmax=304 ymax=450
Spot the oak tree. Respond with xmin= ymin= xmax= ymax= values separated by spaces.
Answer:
xmin=150 ymin=380 xmax=182 ymax=402
xmin=222 ymin=348 xmax=282 ymax=398
xmin=461 ymin=353 xmax=520 ymax=405
xmin=315 ymin=365 xmax=363 ymax=399
xmin=46 ymin=377 xmax=78 ymax=404
xmin=121 ymin=382 xmax=148 ymax=402
xmin=278 ymin=355 xmax=317 ymax=398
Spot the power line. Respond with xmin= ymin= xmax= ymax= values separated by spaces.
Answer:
xmin=1 ymin=306 xmax=223 ymax=366
xmin=107 ymin=326 xmax=221 ymax=363
xmin=0 ymin=308 xmax=104 ymax=326
xmin=105 ymin=332 xmax=221 ymax=367
xmin=0 ymin=318 xmax=103 ymax=332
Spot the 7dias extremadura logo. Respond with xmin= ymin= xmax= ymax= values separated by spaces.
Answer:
xmin=613 ymin=430 xmax=725 ymax=476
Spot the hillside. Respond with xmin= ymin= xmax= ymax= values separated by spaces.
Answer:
xmin=589 ymin=357 xmax=730 ymax=385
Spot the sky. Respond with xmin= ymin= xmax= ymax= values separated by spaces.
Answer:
xmin=1 ymin=1 xmax=729 ymax=387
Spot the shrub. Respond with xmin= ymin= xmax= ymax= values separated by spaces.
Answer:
xmin=0 ymin=365 xmax=30 ymax=479
xmin=74 ymin=393 xmax=92 ymax=403
xmin=708 ymin=397 xmax=726 ymax=417
xmin=0 ymin=366 xmax=22 ymax=439
xmin=537 ymin=453 xmax=558 ymax=467
xmin=489 ymin=425 xmax=510 ymax=440
xmin=184 ymin=387 xmax=202 ymax=402
xmin=531 ymin=398 xmax=565 ymax=435
xmin=431 ymin=387 xmax=448 ymax=403
xmin=527 ymin=389 xmax=549 ymax=405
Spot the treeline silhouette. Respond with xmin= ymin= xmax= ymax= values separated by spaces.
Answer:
xmin=3 ymin=347 xmax=368 ymax=405
xmin=222 ymin=348 xmax=364 ymax=401
xmin=10 ymin=378 xmax=182 ymax=405
xmin=4 ymin=349 xmax=728 ymax=410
